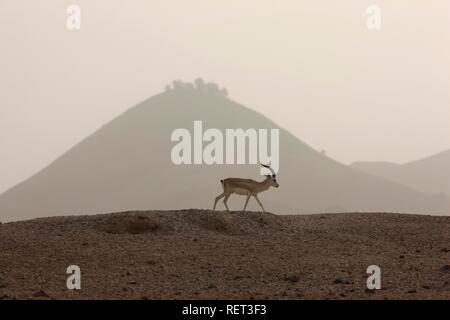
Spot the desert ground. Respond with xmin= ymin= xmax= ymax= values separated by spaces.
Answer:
xmin=0 ymin=210 xmax=449 ymax=300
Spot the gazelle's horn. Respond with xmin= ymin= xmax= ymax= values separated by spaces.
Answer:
xmin=261 ymin=164 xmax=276 ymax=176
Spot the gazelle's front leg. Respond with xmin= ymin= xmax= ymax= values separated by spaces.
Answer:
xmin=213 ymin=192 xmax=225 ymax=210
xmin=223 ymin=194 xmax=231 ymax=211
xmin=253 ymin=194 xmax=266 ymax=213
xmin=242 ymin=193 xmax=251 ymax=212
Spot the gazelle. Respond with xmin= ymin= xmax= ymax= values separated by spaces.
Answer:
xmin=213 ymin=164 xmax=279 ymax=213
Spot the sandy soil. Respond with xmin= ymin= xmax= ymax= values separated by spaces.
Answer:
xmin=0 ymin=210 xmax=449 ymax=300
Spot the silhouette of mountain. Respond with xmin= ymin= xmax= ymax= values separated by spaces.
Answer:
xmin=351 ymin=149 xmax=450 ymax=197
xmin=0 ymin=80 xmax=449 ymax=221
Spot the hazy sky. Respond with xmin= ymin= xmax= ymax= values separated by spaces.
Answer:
xmin=1 ymin=0 xmax=449 ymax=193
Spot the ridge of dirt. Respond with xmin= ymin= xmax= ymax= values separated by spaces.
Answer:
xmin=0 ymin=210 xmax=449 ymax=300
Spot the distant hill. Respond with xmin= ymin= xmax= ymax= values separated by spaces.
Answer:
xmin=351 ymin=149 xmax=450 ymax=196
xmin=0 ymin=80 xmax=449 ymax=221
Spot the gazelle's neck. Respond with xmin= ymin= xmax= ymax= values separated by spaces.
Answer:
xmin=255 ymin=176 xmax=272 ymax=192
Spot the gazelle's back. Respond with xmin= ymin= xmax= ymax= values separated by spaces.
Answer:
xmin=222 ymin=178 xmax=258 ymax=192
xmin=223 ymin=178 xmax=256 ymax=184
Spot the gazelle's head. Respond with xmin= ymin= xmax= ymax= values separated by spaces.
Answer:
xmin=262 ymin=164 xmax=279 ymax=188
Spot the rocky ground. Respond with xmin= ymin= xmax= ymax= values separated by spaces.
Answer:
xmin=0 ymin=210 xmax=449 ymax=300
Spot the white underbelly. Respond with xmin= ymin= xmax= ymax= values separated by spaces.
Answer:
xmin=233 ymin=188 xmax=250 ymax=195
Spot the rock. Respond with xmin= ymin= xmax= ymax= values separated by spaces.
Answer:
xmin=334 ymin=278 xmax=350 ymax=285
xmin=32 ymin=290 xmax=49 ymax=298
xmin=0 ymin=278 xmax=8 ymax=289
xmin=284 ymin=274 xmax=300 ymax=283
xmin=96 ymin=215 xmax=160 ymax=235
xmin=440 ymin=265 xmax=450 ymax=272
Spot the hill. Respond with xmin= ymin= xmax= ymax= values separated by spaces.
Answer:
xmin=0 ymin=81 xmax=449 ymax=222
xmin=351 ymin=149 xmax=450 ymax=196
xmin=0 ymin=210 xmax=449 ymax=299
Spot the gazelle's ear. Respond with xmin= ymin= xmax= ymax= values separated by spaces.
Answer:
xmin=265 ymin=175 xmax=270 ymax=178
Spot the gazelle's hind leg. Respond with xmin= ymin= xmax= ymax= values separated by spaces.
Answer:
xmin=213 ymin=192 xmax=225 ymax=210
xmin=242 ymin=193 xmax=251 ymax=212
